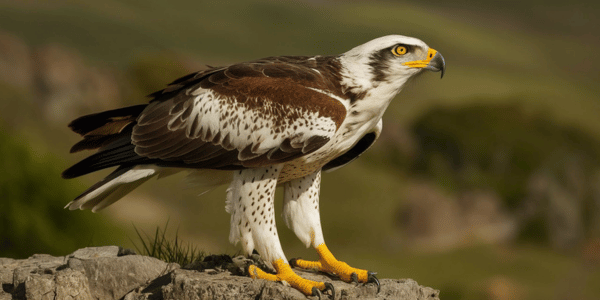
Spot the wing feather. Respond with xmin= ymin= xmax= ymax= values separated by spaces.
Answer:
xmin=131 ymin=57 xmax=348 ymax=170
xmin=323 ymin=120 xmax=382 ymax=172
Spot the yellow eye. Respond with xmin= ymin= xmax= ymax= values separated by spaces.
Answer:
xmin=392 ymin=45 xmax=407 ymax=56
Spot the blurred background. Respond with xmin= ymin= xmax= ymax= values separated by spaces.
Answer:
xmin=1 ymin=0 xmax=599 ymax=299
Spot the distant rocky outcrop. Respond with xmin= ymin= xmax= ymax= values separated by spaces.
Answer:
xmin=393 ymin=181 xmax=517 ymax=252
xmin=0 ymin=30 xmax=33 ymax=89
xmin=33 ymin=44 xmax=122 ymax=123
xmin=0 ymin=30 xmax=122 ymax=124
xmin=0 ymin=246 xmax=440 ymax=300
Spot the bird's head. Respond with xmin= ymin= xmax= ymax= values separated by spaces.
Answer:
xmin=339 ymin=35 xmax=445 ymax=95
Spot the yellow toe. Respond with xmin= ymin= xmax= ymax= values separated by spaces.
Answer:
xmin=291 ymin=244 xmax=371 ymax=283
xmin=249 ymin=259 xmax=327 ymax=296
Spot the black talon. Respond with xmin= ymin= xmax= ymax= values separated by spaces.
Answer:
xmin=289 ymin=257 xmax=300 ymax=268
xmin=324 ymin=282 xmax=335 ymax=299
xmin=311 ymin=286 xmax=322 ymax=300
xmin=367 ymin=271 xmax=380 ymax=294
xmin=350 ymin=272 xmax=359 ymax=284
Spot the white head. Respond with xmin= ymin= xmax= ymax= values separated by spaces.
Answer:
xmin=338 ymin=35 xmax=445 ymax=97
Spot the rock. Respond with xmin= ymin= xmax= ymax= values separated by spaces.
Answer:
xmin=1 ymin=247 xmax=440 ymax=300
xmin=0 ymin=30 xmax=34 ymax=89
xmin=458 ymin=189 xmax=517 ymax=244
xmin=396 ymin=181 xmax=517 ymax=252
xmin=68 ymin=246 xmax=122 ymax=260
xmin=485 ymin=276 xmax=525 ymax=300
xmin=67 ymin=254 xmax=172 ymax=300
xmin=582 ymin=238 xmax=600 ymax=265
xmin=399 ymin=181 xmax=463 ymax=250
xmin=524 ymin=173 xmax=585 ymax=250
xmin=33 ymin=44 xmax=122 ymax=123
xmin=24 ymin=274 xmax=55 ymax=300
xmin=54 ymin=269 xmax=93 ymax=300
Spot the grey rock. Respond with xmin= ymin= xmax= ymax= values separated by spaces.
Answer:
xmin=33 ymin=44 xmax=123 ymax=123
xmin=67 ymin=254 xmax=169 ymax=300
xmin=68 ymin=246 xmax=121 ymax=260
xmin=1 ymin=247 xmax=440 ymax=300
xmin=525 ymin=172 xmax=586 ymax=250
xmin=54 ymin=269 xmax=93 ymax=300
xmin=0 ymin=258 xmax=16 ymax=284
xmin=24 ymin=274 xmax=54 ymax=300
xmin=0 ymin=258 xmax=16 ymax=265
xmin=397 ymin=182 xmax=516 ymax=252
xmin=0 ymin=30 xmax=34 ymax=89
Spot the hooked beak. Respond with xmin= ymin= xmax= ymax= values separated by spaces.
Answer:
xmin=403 ymin=48 xmax=446 ymax=78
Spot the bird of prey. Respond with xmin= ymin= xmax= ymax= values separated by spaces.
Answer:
xmin=63 ymin=35 xmax=445 ymax=297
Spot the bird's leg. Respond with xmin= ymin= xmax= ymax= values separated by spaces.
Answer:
xmin=283 ymin=170 xmax=379 ymax=290
xmin=226 ymin=166 xmax=332 ymax=297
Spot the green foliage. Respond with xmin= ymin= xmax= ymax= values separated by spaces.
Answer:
xmin=133 ymin=221 xmax=205 ymax=267
xmin=410 ymin=102 xmax=600 ymax=209
xmin=402 ymin=102 xmax=600 ymax=246
xmin=0 ymin=128 xmax=122 ymax=258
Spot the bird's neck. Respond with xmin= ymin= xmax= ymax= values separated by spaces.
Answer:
xmin=337 ymin=55 xmax=410 ymax=108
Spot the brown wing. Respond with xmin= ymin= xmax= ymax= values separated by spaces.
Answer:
xmin=131 ymin=56 xmax=348 ymax=170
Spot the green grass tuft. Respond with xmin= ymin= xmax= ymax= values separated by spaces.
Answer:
xmin=132 ymin=221 xmax=205 ymax=267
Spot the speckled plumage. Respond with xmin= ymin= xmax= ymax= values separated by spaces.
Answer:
xmin=63 ymin=35 xmax=446 ymax=296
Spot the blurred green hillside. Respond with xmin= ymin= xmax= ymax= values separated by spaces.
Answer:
xmin=1 ymin=0 xmax=598 ymax=130
xmin=0 ymin=125 xmax=125 ymax=258
xmin=1 ymin=0 xmax=599 ymax=299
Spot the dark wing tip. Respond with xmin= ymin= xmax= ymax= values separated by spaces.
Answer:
xmin=66 ymin=105 xmax=147 ymax=136
xmin=61 ymin=166 xmax=79 ymax=179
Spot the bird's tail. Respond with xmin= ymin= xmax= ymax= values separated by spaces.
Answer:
xmin=63 ymin=104 xmax=157 ymax=212
xmin=65 ymin=104 xmax=147 ymax=154
xmin=62 ymin=104 xmax=150 ymax=179
xmin=64 ymin=165 xmax=159 ymax=212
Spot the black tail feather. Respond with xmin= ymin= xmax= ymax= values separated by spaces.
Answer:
xmin=62 ymin=142 xmax=150 ymax=179
xmin=64 ymin=104 xmax=151 ymax=178
xmin=69 ymin=124 xmax=135 ymax=153
xmin=68 ymin=105 xmax=147 ymax=136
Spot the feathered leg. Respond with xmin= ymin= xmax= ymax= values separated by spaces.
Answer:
xmin=226 ymin=166 xmax=332 ymax=296
xmin=283 ymin=170 xmax=379 ymax=290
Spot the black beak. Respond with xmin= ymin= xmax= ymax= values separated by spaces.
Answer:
xmin=424 ymin=52 xmax=446 ymax=78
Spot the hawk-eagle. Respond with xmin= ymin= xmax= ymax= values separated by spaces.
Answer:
xmin=63 ymin=35 xmax=445 ymax=297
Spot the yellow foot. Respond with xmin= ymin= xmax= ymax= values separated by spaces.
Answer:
xmin=248 ymin=258 xmax=335 ymax=298
xmin=290 ymin=244 xmax=380 ymax=292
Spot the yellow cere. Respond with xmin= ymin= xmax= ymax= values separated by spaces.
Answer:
xmin=403 ymin=48 xmax=438 ymax=68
